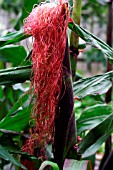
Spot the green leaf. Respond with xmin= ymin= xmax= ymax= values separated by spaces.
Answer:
xmin=10 ymin=150 xmax=42 ymax=169
xmin=0 ymin=133 xmax=41 ymax=169
xmin=78 ymin=112 xmax=113 ymax=157
xmin=0 ymin=85 xmax=3 ymax=99
xmin=77 ymin=104 xmax=113 ymax=134
xmin=0 ymin=106 xmax=31 ymax=132
xmin=8 ymin=91 xmax=30 ymax=115
xmin=21 ymin=0 xmax=42 ymax=22
xmin=0 ymin=89 xmax=31 ymax=132
xmin=0 ymin=45 xmax=27 ymax=66
xmin=0 ymin=65 xmax=81 ymax=86
xmin=73 ymin=71 xmax=113 ymax=98
xmin=78 ymin=38 xmax=86 ymax=50
xmin=68 ymin=22 xmax=113 ymax=60
xmin=0 ymin=65 xmax=31 ymax=85
xmin=82 ymin=131 xmax=111 ymax=158
xmin=0 ymin=145 xmax=26 ymax=169
xmin=0 ymin=129 xmax=28 ymax=138
xmin=39 ymin=161 xmax=60 ymax=170
xmin=10 ymin=150 xmax=38 ymax=161
xmin=70 ymin=54 xmax=76 ymax=71
xmin=0 ymin=86 xmax=23 ymax=121
xmin=63 ymin=159 xmax=92 ymax=170
xmin=0 ymin=30 xmax=29 ymax=47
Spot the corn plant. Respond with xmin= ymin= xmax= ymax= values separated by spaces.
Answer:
xmin=0 ymin=0 xmax=113 ymax=170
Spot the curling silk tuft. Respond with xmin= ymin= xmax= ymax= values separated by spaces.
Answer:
xmin=23 ymin=1 xmax=69 ymax=155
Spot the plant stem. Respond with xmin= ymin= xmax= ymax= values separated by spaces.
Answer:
xmin=70 ymin=0 xmax=82 ymax=79
xmin=70 ymin=0 xmax=82 ymax=49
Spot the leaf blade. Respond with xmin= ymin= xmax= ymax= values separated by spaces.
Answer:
xmin=68 ymin=22 xmax=113 ymax=60
xmin=0 ymin=106 xmax=31 ymax=132
xmin=73 ymin=71 xmax=113 ymax=98
xmin=0 ymin=145 xmax=26 ymax=169
xmin=77 ymin=104 xmax=113 ymax=134
xmin=63 ymin=159 xmax=92 ymax=170
xmin=0 ymin=30 xmax=29 ymax=47
xmin=0 ymin=45 xmax=27 ymax=66
xmin=0 ymin=65 xmax=31 ymax=85
xmin=78 ymin=112 xmax=113 ymax=157
xmin=39 ymin=161 xmax=60 ymax=170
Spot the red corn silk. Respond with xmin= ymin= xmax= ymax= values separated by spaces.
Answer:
xmin=23 ymin=1 xmax=69 ymax=155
